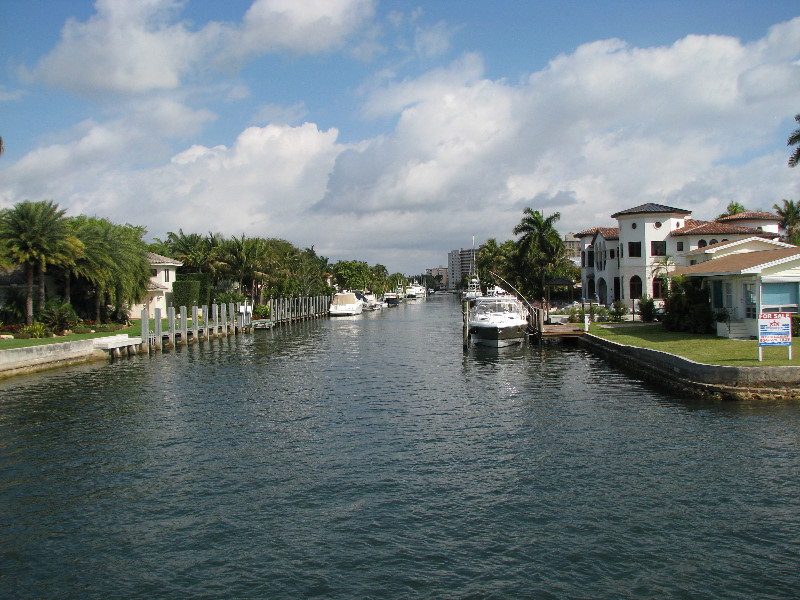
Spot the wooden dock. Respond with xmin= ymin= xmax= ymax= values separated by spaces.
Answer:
xmin=539 ymin=323 xmax=585 ymax=338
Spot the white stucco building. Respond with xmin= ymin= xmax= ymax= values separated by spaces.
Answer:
xmin=575 ymin=204 xmax=782 ymax=306
xmin=129 ymin=252 xmax=183 ymax=316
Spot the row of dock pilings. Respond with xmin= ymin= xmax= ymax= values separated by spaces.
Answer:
xmin=138 ymin=296 xmax=333 ymax=353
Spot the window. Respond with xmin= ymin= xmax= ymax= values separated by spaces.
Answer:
xmin=631 ymin=222 xmax=637 ymax=229
xmin=628 ymin=242 xmax=642 ymax=258
xmin=676 ymin=241 xmax=684 ymax=251
xmin=762 ymin=282 xmax=799 ymax=313
xmin=654 ymin=221 xmax=662 ymax=229
xmin=609 ymin=249 xmax=615 ymax=259
xmin=709 ymin=239 xmax=718 ymax=246
xmin=630 ymin=275 xmax=643 ymax=299
xmin=698 ymin=239 xmax=707 ymax=248
xmin=151 ymin=269 xmax=158 ymax=277
xmin=653 ymin=278 xmax=666 ymax=299
xmin=164 ymin=269 xmax=170 ymax=282
xmin=651 ymin=241 xmax=667 ymax=256
xmin=581 ymin=251 xmax=585 ymax=267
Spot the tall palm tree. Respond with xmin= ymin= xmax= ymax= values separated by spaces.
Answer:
xmin=512 ymin=208 xmax=565 ymax=298
xmin=62 ymin=216 xmax=114 ymax=305
xmin=0 ymin=200 xmax=81 ymax=324
xmin=788 ymin=113 xmax=800 ymax=168
xmin=773 ymin=198 xmax=800 ymax=244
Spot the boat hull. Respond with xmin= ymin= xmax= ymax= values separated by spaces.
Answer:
xmin=469 ymin=323 xmax=527 ymax=347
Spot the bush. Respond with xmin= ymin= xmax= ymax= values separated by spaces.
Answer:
xmin=662 ymin=277 xmax=715 ymax=334
xmin=40 ymin=298 xmax=79 ymax=332
xmin=216 ymin=291 xmax=246 ymax=305
xmin=21 ymin=322 xmax=48 ymax=338
xmin=610 ymin=300 xmax=629 ymax=322
xmin=638 ymin=296 xmax=656 ymax=323
xmin=253 ymin=304 xmax=271 ymax=319
xmin=793 ymin=315 xmax=800 ymax=338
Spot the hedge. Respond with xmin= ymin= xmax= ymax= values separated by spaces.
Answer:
xmin=172 ymin=280 xmax=201 ymax=308
xmin=177 ymin=272 xmax=211 ymax=307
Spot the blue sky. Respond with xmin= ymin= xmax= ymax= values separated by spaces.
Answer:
xmin=2 ymin=1 xmax=799 ymax=274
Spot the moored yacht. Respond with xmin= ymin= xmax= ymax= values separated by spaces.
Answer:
xmin=329 ymin=291 xmax=364 ymax=316
xmin=468 ymin=292 xmax=529 ymax=347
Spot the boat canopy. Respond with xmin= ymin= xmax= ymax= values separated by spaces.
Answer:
xmin=332 ymin=293 xmax=358 ymax=305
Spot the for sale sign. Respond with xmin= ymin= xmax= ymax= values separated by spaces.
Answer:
xmin=758 ymin=312 xmax=792 ymax=361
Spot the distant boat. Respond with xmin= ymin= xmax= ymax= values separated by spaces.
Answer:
xmin=468 ymin=291 xmax=529 ymax=347
xmin=462 ymin=276 xmax=481 ymax=300
xmin=358 ymin=290 xmax=383 ymax=310
xmin=329 ymin=291 xmax=364 ymax=316
xmin=406 ymin=282 xmax=426 ymax=299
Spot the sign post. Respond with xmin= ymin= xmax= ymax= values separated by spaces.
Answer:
xmin=758 ymin=312 xmax=792 ymax=361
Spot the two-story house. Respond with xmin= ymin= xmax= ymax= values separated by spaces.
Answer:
xmin=576 ymin=203 xmax=782 ymax=306
xmin=129 ymin=252 xmax=183 ymax=317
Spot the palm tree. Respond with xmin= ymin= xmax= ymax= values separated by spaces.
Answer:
xmin=773 ymin=199 xmax=800 ymax=244
xmin=62 ymin=216 xmax=114 ymax=305
xmin=788 ymin=113 xmax=800 ymax=168
xmin=512 ymin=208 xmax=565 ymax=298
xmin=0 ymin=200 xmax=81 ymax=324
xmin=0 ymin=135 xmax=4 ymax=157
xmin=716 ymin=201 xmax=746 ymax=220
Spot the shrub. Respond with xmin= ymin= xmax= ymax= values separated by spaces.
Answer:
xmin=610 ymin=300 xmax=629 ymax=322
xmin=216 ymin=291 xmax=246 ymax=305
xmin=21 ymin=322 xmax=48 ymax=338
xmin=253 ymin=304 xmax=271 ymax=319
xmin=662 ymin=277 xmax=715 ymax=334
xmin=793 ymin=315 xmax=800 ymax=338
xmin=40 ymin=298 xmax=79 ymax=332
xmin=638 ymin=296 xmax=656 ymax=322
xmin=177 ymin=273 xmax=212 ymax=307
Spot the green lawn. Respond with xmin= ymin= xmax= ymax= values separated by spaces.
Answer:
xmin=589 ymin=324 xmax=797 ymax=367
xmin=0 ymin=320 xmax=149 ymax=350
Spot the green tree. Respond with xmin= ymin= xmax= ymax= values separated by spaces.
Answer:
xmin=788 ymin=113 xmax=800 ymax=168
xmin=512 ymin=208 xmax=566 ymax=298
xmin=332 ymin=260 xmax=370 ymax=290
xmin=0 ymin=200 xmax=82 ymax=324
xmin=773 ymin=199 xmax=800 ymax=244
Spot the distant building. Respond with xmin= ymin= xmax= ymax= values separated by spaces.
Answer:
xmin=426 ymin=265 xmax=448 ymax=289
xmin=447 ymin=248 xmax=478 ymax=290
xmin=563 ymin=233 xmax=581 ymax=263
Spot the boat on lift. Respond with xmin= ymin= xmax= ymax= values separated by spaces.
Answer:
xmin=467 ymin=289 xmax=529 ymax=347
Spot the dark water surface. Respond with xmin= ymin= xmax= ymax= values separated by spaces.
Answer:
xmin=2 ymin=296 xmax=799 ymax=598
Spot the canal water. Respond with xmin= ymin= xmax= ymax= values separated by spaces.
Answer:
xmin=2 ymin=295 xmax=799 ymax=598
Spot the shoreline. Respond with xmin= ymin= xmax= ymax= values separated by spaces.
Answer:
xmin=575 ymin=333 xmax=800 ymax=402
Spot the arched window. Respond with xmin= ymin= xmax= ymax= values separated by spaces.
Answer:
xmin=698 ymin=239 xmax=707 ymax=248
xmin=630 ymin=275 xmax=643 ymax=299
xmin=709 ymin=239 xmax=718 ymax=246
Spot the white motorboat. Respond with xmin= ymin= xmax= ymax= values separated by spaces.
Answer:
xmin=468 ymin=292 xmax=529 ymax=347
xmin=359 ymin=290 xmax=383 ymax=310
xmin=329 ymin=291 xmax=364 ymax=316
xmin=405 ymin=282 xmax=426 ymax=299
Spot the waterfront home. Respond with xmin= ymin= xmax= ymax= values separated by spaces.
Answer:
xmin=129 ymin=252 xmax=183 ymax=316
xmin=674 ymin=238 xmax=800 ymax=339
xmin=575 ymin=203 xmax=782 ymax=307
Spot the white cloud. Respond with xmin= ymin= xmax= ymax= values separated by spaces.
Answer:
xmin=236 ymin=0 xmax=376 ymax=56
xmin=32 ymin=0 xmax=222 ymax=95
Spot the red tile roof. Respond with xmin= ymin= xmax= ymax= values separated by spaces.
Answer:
xmin=592 ymin=227 xmax=619 ymax=241
xmin=716 ymin=211 xmax=780 ymax=223
xmin=671 ymin=219 xmax=768 ymax=237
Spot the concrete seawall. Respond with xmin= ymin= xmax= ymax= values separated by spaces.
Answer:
xmin=0 ymin=340 xmax=105 ymax=379
xmin=578 ymin=334 xmax=800 ymax=401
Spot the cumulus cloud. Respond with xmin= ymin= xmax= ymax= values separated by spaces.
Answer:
xmin=235 ymin=0 xmax=376 ymax=57
xmin=4 ymin=14 xmax=800 ymax=272
xmin=32 ymin=0 xmax=222 ymax=95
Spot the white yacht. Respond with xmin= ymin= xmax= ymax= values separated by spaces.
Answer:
xmin=329 ymin=291 xmax=364 ymax=316
xmin=467 ymin=292 xmax=529 ymax=347
xmin=462 ymin=276 xmax=481 ymax=300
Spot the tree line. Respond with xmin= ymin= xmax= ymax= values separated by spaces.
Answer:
xmin=0 ymin=200 xmax=407 ymax=327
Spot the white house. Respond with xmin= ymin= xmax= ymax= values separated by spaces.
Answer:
xmin=129 ymin=252 xmax=183 ymax=317
xmin=576 ymin=203 xmax=782 ymax=306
